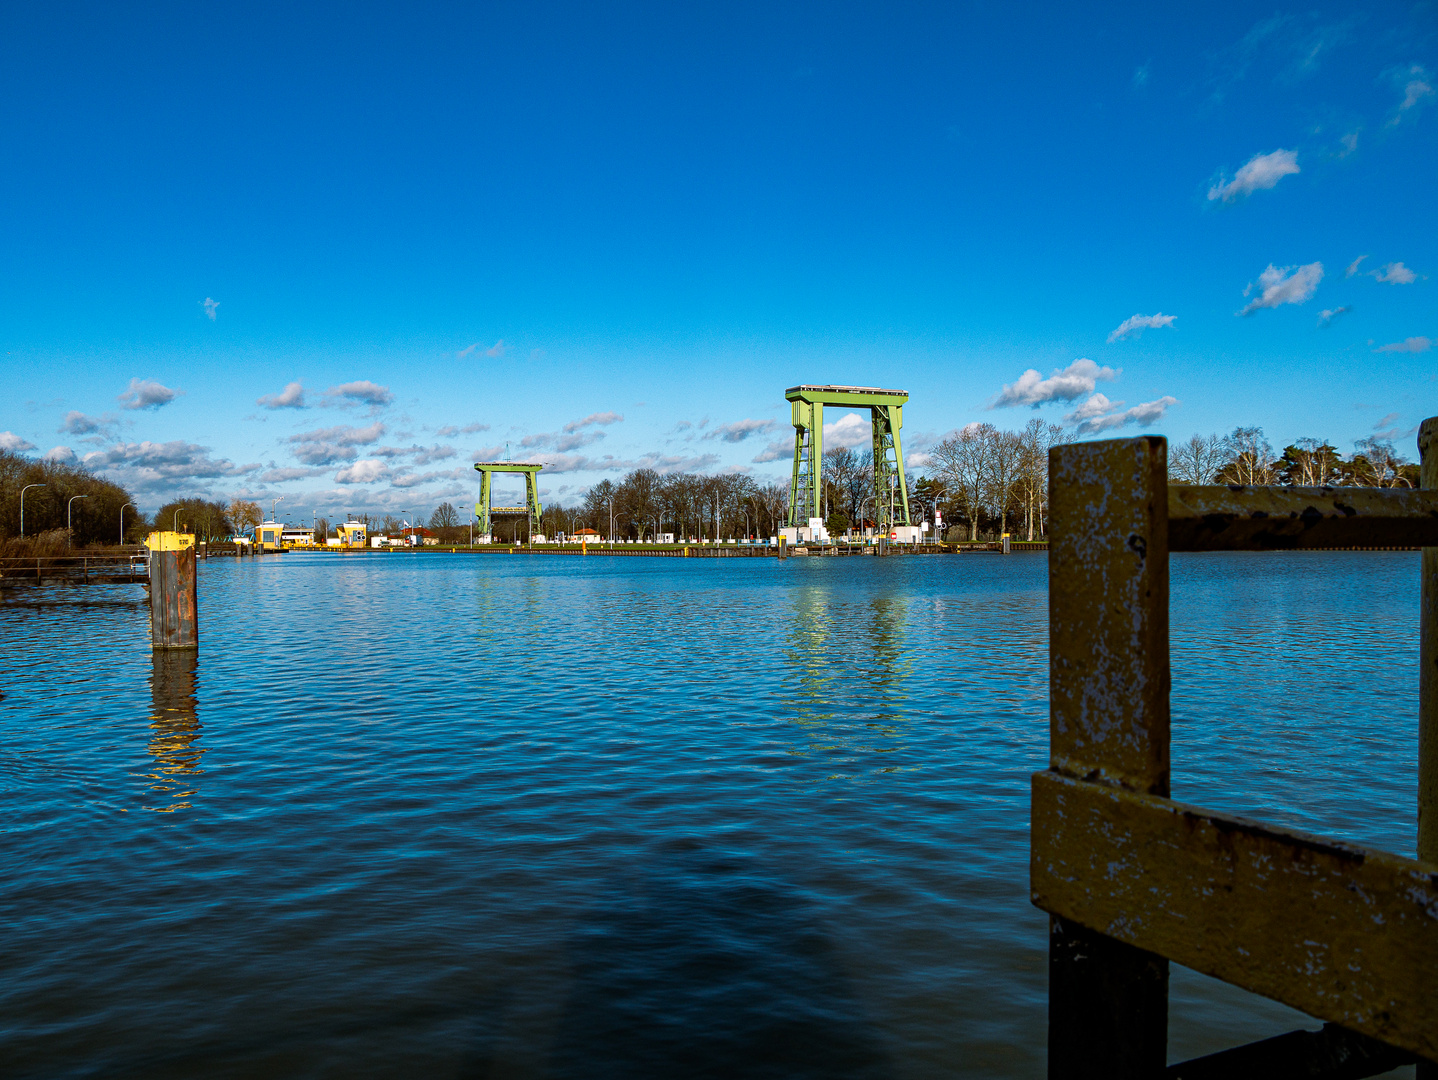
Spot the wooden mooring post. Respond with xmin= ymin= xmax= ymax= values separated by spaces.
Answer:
xmin=144 ymin=531 xmax=198 ymax=649
xmin=1034 ymin=423 xmax=1438 ymax=1079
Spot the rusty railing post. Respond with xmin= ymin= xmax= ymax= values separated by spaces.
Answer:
xmin=1044 ymin=436 xmax=1171 ymax=1079
xmin=145 ymin=531 xmax=198 ymax=649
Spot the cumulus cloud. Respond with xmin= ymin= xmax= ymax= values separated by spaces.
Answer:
xmin=287 ymin=422 xmax=386 ymax=465
xmin=435 ymin=422 xmax=490 ymax=437
xmin=1346 ymin=256 xmax=1367 ymax=278
xmin=822 ymin=412 xmax=875 ymax=448
xmin=1236 ymin=262 xmax=1323 ymax=316
xmin=1067 ymin=393 xmax=1118 ymax=422
xmin=1374 ymin=336 xmax=1431 ymax=353
xmin=335 ymin=459 xmax=389 ymax=484
xmin=258 ymin=382 xmax=307 ymax=409
xmin=705 ymin=418 xmax=777 ymax=443
xmin=43 ymin=445 xmax=77 ymax=463
xmin=0 ymin=431 xmax=37 ymax=451
xmin=1317 ymin=306 xmax=1351 ymax=327
xmin=993 ymin=358 xmax=1120 ymax=408
xmin=752 ymin=438 xmax=791 ymax=464
xmin=1107 ymin=313 xmax=1176 ymax=343
xmin=325 ymin=380 xmax=394 ymax=410
xmin=562 ymin=412 xmax=624 ymax=433
xmin=118 ymin=378 xmax=179 ymax=410
xmin=82 ymin=441 xmax=259 ymax=491
xmin=1208 ymin=149 xmax=1300 ymax=202
xmin=202 ymin=298 xmax=219 ymax=321
xmin=1071 ymin=396 xmax=1180 ymax=435
xmin=374 ymin=444 xmax=457 ymax=465
xmin=258 ymin=466 xmax=330 ymax=483
xmin=1372 ymin=262 xmax=1418 ymax=284
xmin=59 ymin=411 xmax=109 ymax=436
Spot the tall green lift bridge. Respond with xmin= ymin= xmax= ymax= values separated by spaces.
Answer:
xmin=785 ymin=384 xmax=912 ymax=532
xmin=473 ymin=461 xmax=543 ymax=539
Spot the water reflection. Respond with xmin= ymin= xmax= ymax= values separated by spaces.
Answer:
xmin=142 ymin=651 xmax=206 ymax=813
xmin=783 ymin=573 xmax=913 ymax=778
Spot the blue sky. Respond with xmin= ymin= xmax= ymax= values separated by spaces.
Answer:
xmin=2 ymin=2 xmax=1434 ymax=516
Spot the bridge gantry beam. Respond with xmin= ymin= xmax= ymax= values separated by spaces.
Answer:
xmin=783 ymin=385 xmax=912 ymax=533
xmin=473 ymin=462 xmax=544 ymax=540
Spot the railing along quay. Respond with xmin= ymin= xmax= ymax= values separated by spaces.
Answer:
xmin=1033 ymin=420 xmax=1438 ymax=1079
xmin=0 ymin=549 xmax=148 ymax=588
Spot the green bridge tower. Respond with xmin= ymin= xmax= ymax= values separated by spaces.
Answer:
xmin=784 ymin=384 xmax=912 ymax=533
xmin=473 ymin=461 xmax=544 ymax=540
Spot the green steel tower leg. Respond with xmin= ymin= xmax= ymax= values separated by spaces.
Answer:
xmin=475 ymin=470 xmax=492 ymax=538
xmin=788 ymin=399 xmax=823 ymax=527
xmin=526 ymin=472 xmax=543 ymax=537
xmin=870 ymin=404 xmax=911 ymax=534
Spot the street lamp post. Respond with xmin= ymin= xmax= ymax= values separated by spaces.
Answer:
xmin=271 ymin=496 xmax=284 ymax=523
xmin=20 ymin=484 xmax=45 ymax=537
xmin=174 ymin=508 xmax=185 ymax=533
xmin=120 ymin=502 xmax=139 ymax=546
xmin=67 ymin=495 xmax=89 ymax=547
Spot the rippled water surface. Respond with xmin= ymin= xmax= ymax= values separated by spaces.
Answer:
xmin=0 ymin=551 xmax=1422 ymax=1078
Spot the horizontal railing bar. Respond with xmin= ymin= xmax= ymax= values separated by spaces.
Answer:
xmin=1030 ymin=770 xmax=1438 ymax=1061
xmin=1168 ymin=485 xmax=1438 ymax=551
xmin=1165 ymin=1023 xmax=1413 ymax=1079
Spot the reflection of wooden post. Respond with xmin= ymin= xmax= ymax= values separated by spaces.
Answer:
xmin=145 ymin=531 xmax=198 ymax=649
xmin=1044 ymin=436 xmax=1169 ymax=1079
xmin=1420 ymin=419 xmax=1437 ymax=1080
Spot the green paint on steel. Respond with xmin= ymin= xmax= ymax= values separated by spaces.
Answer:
xmin=473 ymin=462 xmax=544 ymax=539
xmin=783 ymin=385 xmax=912 ymax=531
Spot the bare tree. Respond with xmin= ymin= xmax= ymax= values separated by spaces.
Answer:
xmin=1351 ymin=437 xmax=1411 ymax=487
xmin=930 ymin=424 xmax=993 ymax=541
xmin=985 ymin=428 xmax=1024 ymax=536
xmin=1217 ymin=427 xmax=1277 ymax=485
xmin=1168 ymin=434 xmax=1223 ymax=485
xmin=227 ymin=499 xmax=263 ymax=537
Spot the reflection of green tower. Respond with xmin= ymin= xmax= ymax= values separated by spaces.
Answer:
xmin=784 ymin=385 xmax=912 ymax=532
xmin=473 ymin=461 xmax=543 ymax=540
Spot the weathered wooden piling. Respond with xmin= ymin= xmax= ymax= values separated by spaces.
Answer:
xmin=144 ymin=531 xmax=198 ymax=649
xmin=1034 ymin=424 xmax=1438 ymax=1077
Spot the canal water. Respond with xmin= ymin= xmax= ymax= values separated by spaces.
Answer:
xmin=0 ymin=552 xmax=1421 ymax=1078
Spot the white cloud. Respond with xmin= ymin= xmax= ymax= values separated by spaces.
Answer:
xmin=562 ymin=411 xmax=624 ymax=433
xmin=1107 ymin=313 xmax=1176 ymax=343
xmin=1066 ymin=393 xmax=1118 ymax=422
xmin=1389 ymin=65 xmax=1433 ymax=123
xmin=1338 ymin=130 xmax=1359 ymax=157
xmin=705 ymin=418 xmax=777 ymax=443
xmin=992 ymin=358 xmax=1119 ymax=408
xmin=202 ymin=297 xmax=219 ymax=321
xmin=82 ymin=440 xmax=259 ymax=492
xmin=258 ymin=382 xmax=307 ymax=409
xmin=0 ymin=431 xmax=37 ymax=451
xmin=335 ymin=459 xmax=389 ymax=484
xmin=1207 ymin=149 xmax=1300 ymax=202
xmin=118 ymin=378 xmax=180 ymax=410
xmin=325 ymin=380 xmax=394 ymax=409
xmin=1236 ymin=262 xmax=1323 ymax=316
xmin=288 ymin=422 xmax=386 ymax=465
xmin=1372 ymin=261 xmax=1418 ymax=284
xmin=435 ymin=422 xmax=490 ymax=437
xmin=258 ymin=466 xmax=330 ymax=483
xmin=485 ymin=340 xmax=505 ymax=358
xmin=1317 ymin=306 xmax=1351 ymax=327
xmin=752 ymin=438 xmax=791 ymax=464
xmin=59 ymin=411 xmax=104 ymax=435
xmin=1346 ymin=256 xmax=1367 ymax=278
xmin=1073 ymin=396 xmax=1179 ymax=435
xmin=1374 ymin=336 xmax=1431 ymax=353
xmin=822 ymin=412 xmax=874 ymax=448
xmin=43 ymin=445 xmax=77 ymax=463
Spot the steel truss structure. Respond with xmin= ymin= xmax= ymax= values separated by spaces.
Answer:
xmin=784 ymin=385 xmax=912 ymax=532
xmin=473 ymin=462 xmax=543 ymax=539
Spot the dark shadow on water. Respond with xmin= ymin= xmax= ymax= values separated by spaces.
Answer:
xmin=462 ymin=840 xmax=891 ymax=1080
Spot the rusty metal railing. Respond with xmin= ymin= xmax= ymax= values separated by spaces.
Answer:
xmin=1032 ymin=418 xmax=1438 ymax=1079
